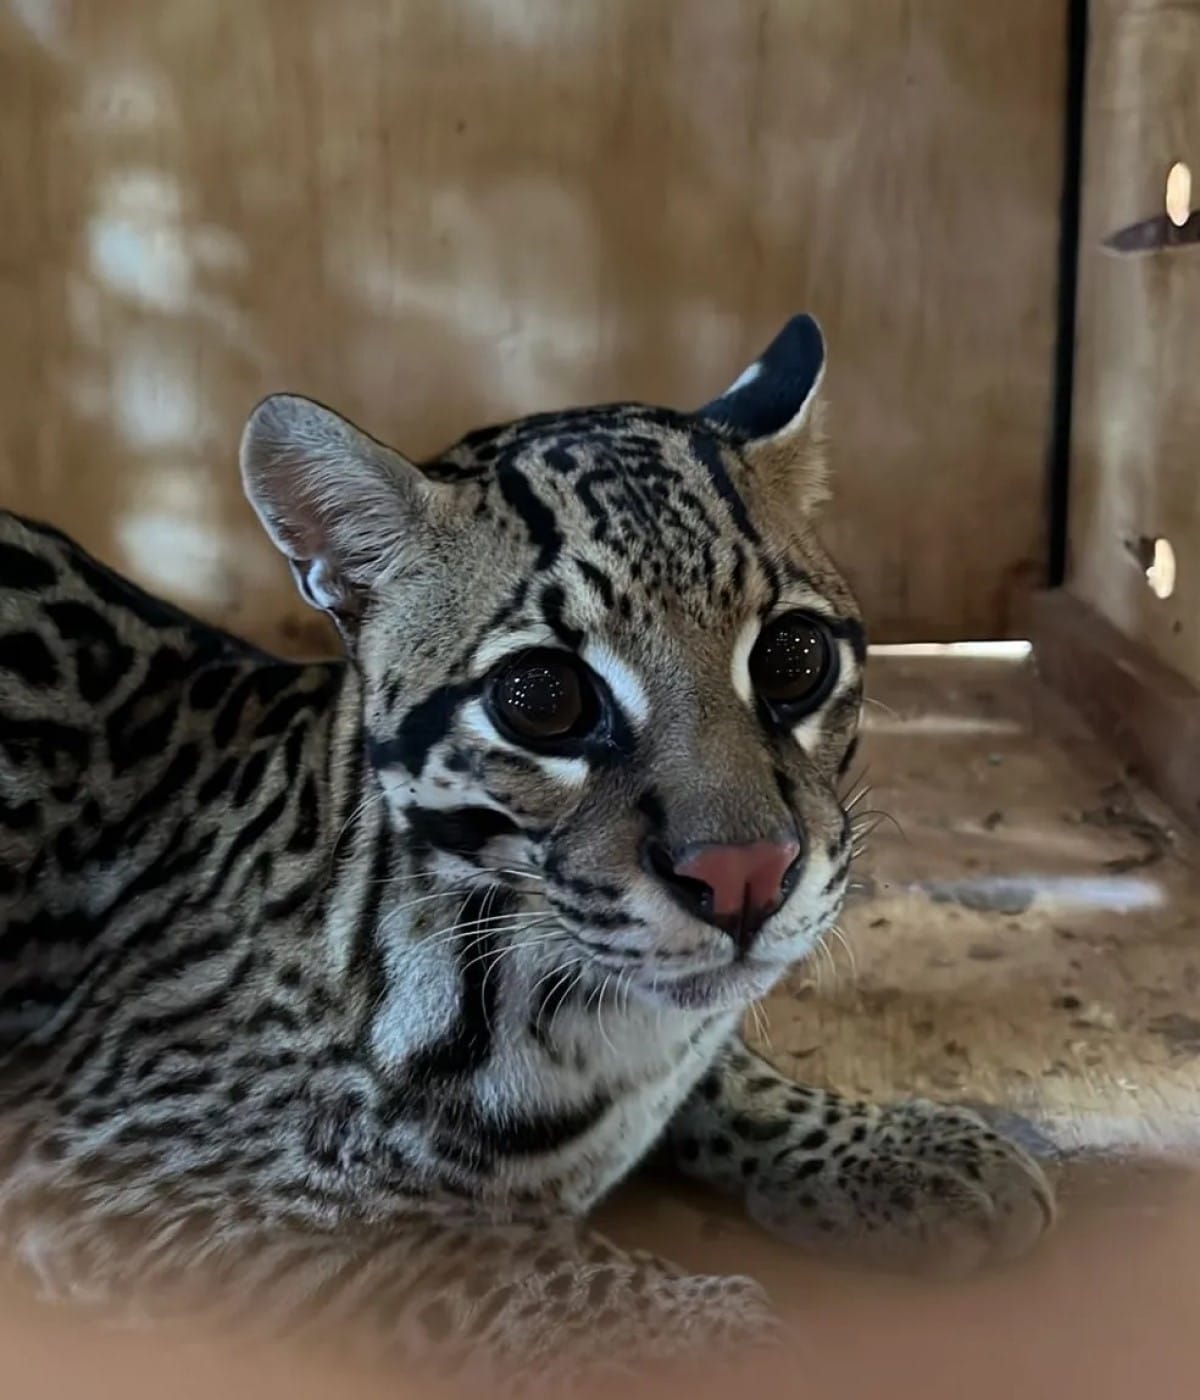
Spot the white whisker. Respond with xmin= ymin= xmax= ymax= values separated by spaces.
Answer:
xmin=530 ymin=959 xmax=584 ymax=1046
xmin=459 ymin=933 xmax=561 ymax=979
xmin=829 ymin=923 xmax=859 ymax=981
xmin=420 ymin=911 xmax=557 ymax=954
xmin=485 ymin=866 xmax=546 ymax=883
xmin=370 ymin=887 xmax=470 ymax=916
xmin=549 ymin=966 xmax=589 ymax=1038
xmin=329 ymin=791 xmax=382 ymax=861
xmin=594 ymin=975 xmax=616 ymax=1057
xmin=839 ymin=764 xmax=872 ymax=804
xmin=844 ymin=785 xmax=873 ymax=814
xmin=813 ymin=933 xmax=838 ymax=987
xmin=474 ymin=934 xmax=563 ymax=1017
xmin=747 ymin=999 xmax=773 ymax=1052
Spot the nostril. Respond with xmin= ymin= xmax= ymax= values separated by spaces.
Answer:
xmin=644 ymin=837 xmax=802 ymax=944
xmin=642 ymin=839 xmax=714 ymax=915
xmin=642 ymin=839 xmax=675 ymax=884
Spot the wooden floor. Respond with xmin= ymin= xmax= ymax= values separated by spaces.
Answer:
xmin=6 ymin=650 xmax=1200 ymax=1397
xmin=763 ymin=647 xmax=1200 ymax=1153
xmin=602 ymin=648 xmax=1200 ymax=1397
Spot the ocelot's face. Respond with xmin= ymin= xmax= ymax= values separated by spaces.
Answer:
xmin=244 ymin=316 xmax=864 ymax=1012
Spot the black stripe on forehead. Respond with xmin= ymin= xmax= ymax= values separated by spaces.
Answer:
xmin=574 ymin=557 xmax=615 ymax=609
xmin=482 ymin=575 xmax=530 ymax=631
xmin=688 ymin=432 xmax=760 ymax=545
xmin=539 ymin=583 xmax=584 ymax=649
xmin=458 ymin=578 xmax=534 ymax=674
xmin=496 ymin=461 xmax=561 ymax=569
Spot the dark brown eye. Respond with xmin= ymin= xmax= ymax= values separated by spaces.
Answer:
xmin=489 ymin=650 xmax=598 ymax=744
xmin=749 ymin=612 xmax=836 ymax=711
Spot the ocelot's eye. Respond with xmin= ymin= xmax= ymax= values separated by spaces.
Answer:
xmin=749 ymin=612 xmax=837 ymax=713
xmin=488 ymin=650 xmax=600 ymax=745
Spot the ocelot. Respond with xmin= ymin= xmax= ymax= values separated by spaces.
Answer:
xmin=0 ymin=315 xmax=1053 ymax=1391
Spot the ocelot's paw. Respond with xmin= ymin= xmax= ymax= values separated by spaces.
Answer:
xmin=746 ymin=1099 xmax=1055 ymax=1277
xmin=479 ymin=1263 xmax=784 ymax=1397
xmin=571 ymin=1269 xmax=784 ymax=1366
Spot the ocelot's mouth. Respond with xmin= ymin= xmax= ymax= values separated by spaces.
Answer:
xmin=628 ymin=957 xmax=787 ymax=1012
xmin=563 ymin=920 xmax=805 ymax=1010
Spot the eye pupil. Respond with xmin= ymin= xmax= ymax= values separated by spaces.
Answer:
xmin=749 ymin=613 xmax=835 ymax=709
xmin=491 ymin=651 xmax=593 ymax=742
xmin=501 ymin=663 xmax=579 ymax=734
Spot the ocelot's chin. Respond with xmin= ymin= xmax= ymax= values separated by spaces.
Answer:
xmin=630 ymin=959 xmax=788 ymax=1013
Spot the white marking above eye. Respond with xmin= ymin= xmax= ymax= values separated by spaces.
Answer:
xmin=583 ymin=643 xmax=649 ymax=727
xmin=471 ymin=628 xmax=556 ymax=677
xmin=730 ymin=618 xmax=759 ymax=706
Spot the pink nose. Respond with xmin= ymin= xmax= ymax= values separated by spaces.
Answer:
xmin=672 ymin=840 xmax=801 ymax=940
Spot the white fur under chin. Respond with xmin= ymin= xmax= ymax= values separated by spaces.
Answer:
xmin=631 ymin=959 xmax=794 ymax=1013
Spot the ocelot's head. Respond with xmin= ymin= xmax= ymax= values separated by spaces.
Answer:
xmin=242 ymin=316 xmax=863 ymax=1012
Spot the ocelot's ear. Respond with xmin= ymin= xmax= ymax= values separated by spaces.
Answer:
xmin=697 ymin=314 xmax=829 ymax=509
xmin=240 ymin=395 xmax=437 ymax=624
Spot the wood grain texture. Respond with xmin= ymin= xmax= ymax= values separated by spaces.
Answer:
xmin=1067 ymin=0 xmax=1200 ymax=685
xmin=0 ymin=0 xmax=1065 ymax=649
xmin=743 ymin=651 xmax=1200 ymax=1156
xmin=1031 ymin=588 xmax=1200 ymax=830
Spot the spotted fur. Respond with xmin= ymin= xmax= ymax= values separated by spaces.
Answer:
xmin=0 ymin=317 xmax=1053 ymax=1390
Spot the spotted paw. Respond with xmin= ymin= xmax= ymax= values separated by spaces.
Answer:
xmin=486 ymin=1266 xmax=783 ymax=1395
xmin=747 ymin=1099 xmax=1055 ymax=1277
xmin=591 ymin=1270 xmax=784 ymax=1364
xmin=672 ymin=1272 xmax=787 ymax=1356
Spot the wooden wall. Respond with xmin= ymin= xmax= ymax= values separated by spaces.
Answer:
xmin=1067 ymin=0 xmax=1200 ymax=689
xmin=0 ymin=0 xmax=1066 ymax=653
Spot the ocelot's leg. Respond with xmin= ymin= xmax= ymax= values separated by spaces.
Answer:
xmin=664 ymin=1035 xmax=1054 ymax=1277
xmin=12 ymin=1206 xmax=780 ymax=1394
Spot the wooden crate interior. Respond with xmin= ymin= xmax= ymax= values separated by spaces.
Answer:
xmin=0 ymin=0 xmax=1066 ymax=648
xmin=0 ymin=3 xmax=1197 ymax=1398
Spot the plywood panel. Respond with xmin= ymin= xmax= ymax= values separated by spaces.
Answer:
xmin=0 ymin=0 xmax=1065 ymax=652
xmin=1067 ymin=0 xmax=1200 ymax=687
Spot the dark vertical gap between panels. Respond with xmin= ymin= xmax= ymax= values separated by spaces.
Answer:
xmin=1047 ymin=0 xmax=1089 ymax=587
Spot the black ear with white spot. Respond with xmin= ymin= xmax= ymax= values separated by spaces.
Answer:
xmin=698 ymin=314 xmax=825 ymax=445
xmin=240 ymin=394 xmax=437 ymax=629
